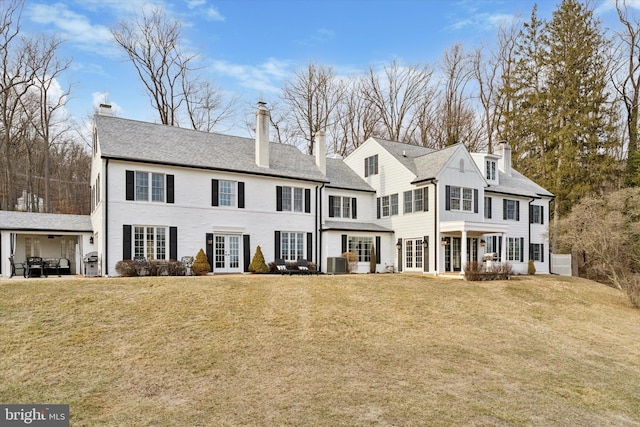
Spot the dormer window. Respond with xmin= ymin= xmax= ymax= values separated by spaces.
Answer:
xmin=486 ymin=160 xmax=496 ymax=181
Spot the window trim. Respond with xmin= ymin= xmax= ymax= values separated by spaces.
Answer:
xmin=133 ymin=225 xmax=168 ymax=260
xmin=348 ymin=235 xmax=373 ymax=262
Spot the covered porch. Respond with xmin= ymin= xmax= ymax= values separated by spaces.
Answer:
xmin=439 ymin=221 xmax=509 ymax=274
xmin=0 ymin=211 xmax=94 ymax=278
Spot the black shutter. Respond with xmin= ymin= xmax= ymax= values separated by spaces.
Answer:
xmin=529 ymin=204 xmax=534 ymax=224
xmin=306 ymin=232 xmax=313 ymax=261
xmin=123 ymin=225 xmax=132 ymax=260
xmin=487 ymin=197 xmax=492 ymax=218
xmin=541 ymin=206 xmax=544 ymax=225
xmin=211 ymin=179 xmax=219 ymax=206
xmin=274 ymin=231 xmax=281 ymax=260
xmin=376 ymin=197 xmax=381 ymax=219
xmin=474 ymin=189 xmax=479 ymax=213
xmin=364 ymin=158 xmax=369 ymax=177
xmin=328 ymin=196 xmax=335 ymax=218
xmin=445 ymin=186 xmax=451 ymax=211
xmin=498 ymin=236 xmax=502 ymax=261
xmin=503 ymin=199 xmax=507 ymax=220
xmin=374 ymin=155 xmax=378 ymax=174
xmin=541 ymin=244 xmax=544 ymax=262
xmin=206 ymin=233 xmax=214 ymax=272
xmin=423 ymin=187 xmax=429 ymax=212
xmin=238 ymin=182 xmax=245 ymax=209
xmin=169 ymin=227 xmax=178 ymax=260
xmin=516 ymin=201 xmax=520 ymax=221
xmin=520 ymin=237 xmax=524 ymax=262
xmin=126 ymin=170 xmax=135 ymax=201
xmin=375 ymin=236 xmax=381 ymax=264
xmin=305 ymin=188 xmax=311 ymax=213
xmin=167 ymin=174 xmax=174 ymax=204
xmin=243 ymin=235 xmax=251 ymax=272
xmin=341 ymin=234 xmax=347 ymax=254
xmin=352 ymin=198 xmax=357 ymax=219
xmin=529 ymin=244 xmax=533 ymax=261
xmin=276 ymin=186 xmax=283 ymax=211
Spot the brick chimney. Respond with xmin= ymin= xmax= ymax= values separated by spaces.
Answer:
xmin=315 ymin=130 xmax=327 ymax=175
xmin=496 ymin=141 xmax=512 ymax=176
xmin=255 ymin=102 xmax=270 ymax=168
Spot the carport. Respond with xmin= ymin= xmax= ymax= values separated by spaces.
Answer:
xmin=0 ymin=211 xmax=94 ymax=278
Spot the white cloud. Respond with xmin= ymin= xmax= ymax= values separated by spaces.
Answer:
xmin=185 ymin=0 xmax=225 ymax=21
xmin=210 ymin=58 xmax=292 ymax=93
xmin=91 ymin=91 xmax=122 ymax=114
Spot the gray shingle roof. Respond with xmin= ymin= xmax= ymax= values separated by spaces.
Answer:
xmin=325 ymin=158 xmax=374 ymax=192
xmin=373 ymin=138 xmax=436 ymax=174
xmin=411 ymin=144 xmax=463 ymax=183
xmin=95 ymin=115 xmax=329 ymax=183
xmin=0 ymin=211 xmax=92 ymax=232
xmin=488 ymin=170 xmax=554 ymax=198
xmin=322 ymin=220 xmax=393 ymax=233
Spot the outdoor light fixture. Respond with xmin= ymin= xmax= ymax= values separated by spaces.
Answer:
xmin=422 ymin=236 xmax=429 ymax=248
xmin=480 ymin=239 xmax=486 ymax=247
xmin=441 ymin=237 xmax=449 ymax=246
xmin=89 ymin=236 xmax=94 ymax=244
xmin=396 ymin=239 xmax=402 ymax=250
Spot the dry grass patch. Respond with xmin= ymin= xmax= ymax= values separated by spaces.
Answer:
xmin=1 ymin=274 xmax=639 ymax=426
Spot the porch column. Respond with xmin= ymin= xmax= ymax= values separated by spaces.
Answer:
xmin=501 ymin=233 xmax=507 ymax=265
xmin=461 ymin=230 xmax=468 ymax=272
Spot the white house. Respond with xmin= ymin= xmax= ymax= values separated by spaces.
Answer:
xmin=0 ymin=103 xmax=552 ymax=277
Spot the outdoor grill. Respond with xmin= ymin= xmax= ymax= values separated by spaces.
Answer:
xmin=83 ymin=251 xmax=99 ymax=277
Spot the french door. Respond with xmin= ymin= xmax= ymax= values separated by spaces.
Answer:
xmin=214 ymin=235 xmax=241 ymax=273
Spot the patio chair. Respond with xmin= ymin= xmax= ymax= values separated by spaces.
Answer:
xmin=26 ymin=256 xmax=46 ymax=278
xmin=181 ymin=256 xmax=194 ymax=276
xmin=44 ymin=258 xmax=61 ymax=277
xmin=275 ymin=259 xmax=300 ymax=275
xmin=9 ymin=255 xmax=26 ymax=278
xmin=296 ymin=259 xmax=318 ymax=275
xmin=58 ymin=258 xmax=71 ymax=275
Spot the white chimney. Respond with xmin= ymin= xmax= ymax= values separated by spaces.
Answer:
xmin=497 ymin=141 xmax=512 ymax=176
xmin=315 ymin=130 xmax=327 ymax=175
xmin=98 ymin=104 xmax=113 ymax=116
xmin=255 ymin=101 xmax=270 ymax=168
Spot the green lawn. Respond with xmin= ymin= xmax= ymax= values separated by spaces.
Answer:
xmin=1 ymin=274 xmax=639 ymax=426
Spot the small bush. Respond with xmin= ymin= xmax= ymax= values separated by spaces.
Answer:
xmin=464 ymin=261 xmax=512 ymax=281
xmin=249 ymin=246 xmax=269 ymax=273
xmin=528 ymin=259 xmax=536 ymax=275
xmin=134 ymin=258 xmax=151 ymax=276
xmin=192 ymin=249 xmax=211 ymax=276
xmin=341 ymin=252 xmax=358 ymax=273
xmin=624 ymin=273 xmax=640 ymax=308
xmin=115 ymin=260 xmax=137 ymax=277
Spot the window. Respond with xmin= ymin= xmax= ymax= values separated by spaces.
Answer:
xmin=404 ymin=191 xmax=413 ymax=213
xmin=134 ymin=226 xmax=167 ymax=260
xmin=25 ymin=237 xmax=41 ymax=257
xmin=391 ymin=193 xmax=399 ymax=215
xmin=404 ymin=239 xmax=424 ymax=270
xmin=219 ymin=180 xmax=235 ymax=206
xmin=484 ymin=196 xmax=492 ymax=219
xmin=531 ymin=205 xmax=544 ymax=224
xmin=135 ymin=172 xmax=164 ymax=202
xmin=446 ymin=186 xmax=477 ymax=213
xmin=329 ymin=196 xmax=356 ymax=218
xmin=504 ymin=199 xmax=520 ymax=221
xmin=486 ymin=160 xmax=496 ymax=181
xmin=280 ymin=186 xmax=303 ymax=212
xmin=462 ymin=188 xmax=473 ymax=211
xmin=530 ymin=243 xmax=544 ymax=262
xmin=280 ymin=232 xmax=304 ymax=261
xmin=404 ymin=189 xmax=426 ymax=214
xmin=507 ymin=237 xmax=523 ymax=262
xmin=364 ymin=155 xmax=378 ymax=177
xmin=414 ymin=188 xmax=424 ymax=212
xmin=382 ymin=196 xmax=390 ymax=217
xmin=348 ymin=236 xmax=373 ymax=262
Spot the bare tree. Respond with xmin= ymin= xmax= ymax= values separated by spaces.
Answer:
xmin=360 ymin=59 xmax=434 ymax=143
xmin=183 ymin=78 xmax=238 ymax=133
xmin=280 ymin=62 xmax=345 ymax=155
xmin=612 ymin=0 xmax=640 ymax=186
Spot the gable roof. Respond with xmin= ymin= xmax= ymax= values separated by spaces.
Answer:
xmin=95 ymin=115 xmax=329 ymax=183
xmin=488 ymin=170 xmax=554 ymax=198
xmin=411 ymin=144 xmax=464 ymax=183
xmin=372 ymin=138 xmax=436 ymax=175
xmin=0 ymin=211 xmax=92 ymax=232
xmin=325 ymin=158 xmax=375 ymax=192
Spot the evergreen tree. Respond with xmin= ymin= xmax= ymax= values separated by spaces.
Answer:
xmin=501 ymin=0 xmax=619 ymax=249
xmin=249 ymin=246 xmax=269 ymax=274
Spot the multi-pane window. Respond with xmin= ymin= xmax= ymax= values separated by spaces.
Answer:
xmin=448 ymin=186 xmax=474 ymax=212
xmin=404 ymin=189 xmax=425 ymax=214
xmin=462 ymin=188 xmax=473 ymax=211
xmin=486 ymin=160 xmax=496 ymax=181
xmin=484 ymin=196 xmax=492 ymax=218
xmin=24 ymin=237 xmax=41 ymax=257
xmin=382 ymin=196 xmax=390 ymax=217
xmin=134 ymin=226 xmax=167 ymax=260
xmin=364 ymin=155 xmax=378 ymax=177
xmin=531 ymin=205 xmax=543 ymax=224
xmin=507 ymin=237 xmax=522 ymax=262
xmin=135 ymin=171 xmax=164 ymax=202
xmin=391 ymin=194 xmax=399 ymax=215
xmin=530 ymin=243 xmax=544 ymax=262
xmin=281 ymin=232 xmax=304 ymax=261
xmin=505 ymin=199 xmax=518 ymax=220
xmin=281 ymin=186 xmax=303 ymax=212
xmin=329 ymin=196 xmax=355 ymax=218
xmin=219 ymin=180 xmax=235 ymax=206
xmin=404 ymin=191 xmax=413 ymax=213
xmin=348 ymin=236 xmax=373 ymax=262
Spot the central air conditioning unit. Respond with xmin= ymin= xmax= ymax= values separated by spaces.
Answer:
xmin=326 ymin=256 xmax=347 ymax=274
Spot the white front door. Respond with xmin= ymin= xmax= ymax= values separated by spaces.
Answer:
xmin=214 ymin=235 xmax=241 ymax=273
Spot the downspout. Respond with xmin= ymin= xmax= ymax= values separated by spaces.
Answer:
xmin=434 ymin=180 xmax=438 ymax=273
xmin=317 ymin=183 xmax=325 ymax=273
xmin=104 ymin=158 xmax=109 ymax=276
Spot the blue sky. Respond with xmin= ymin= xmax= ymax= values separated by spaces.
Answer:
xmin=20 ymin=0 xmax=632 ymax=137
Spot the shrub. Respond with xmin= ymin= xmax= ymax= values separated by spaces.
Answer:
xmin=134 ymin=257 xmax=151 ymax=276
xmin=464 ymin=261 xmax=512 ymax=281
xmin=115 ymin=260 xmax=137 ymax=277
xmin=192 ymin=249 xmax=211 ymax=276
xmin=249 ymin=246 xmax=269 ymax=273
xmin=528 ymin=259 xmax=536 ymax=275
xmin=341 ymin=252 xmax=358 ymax=273
xmin=624 ymin=273 xmax=640 ymax=308
xmin=369 ymin=245 xmax=377 ymax=273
